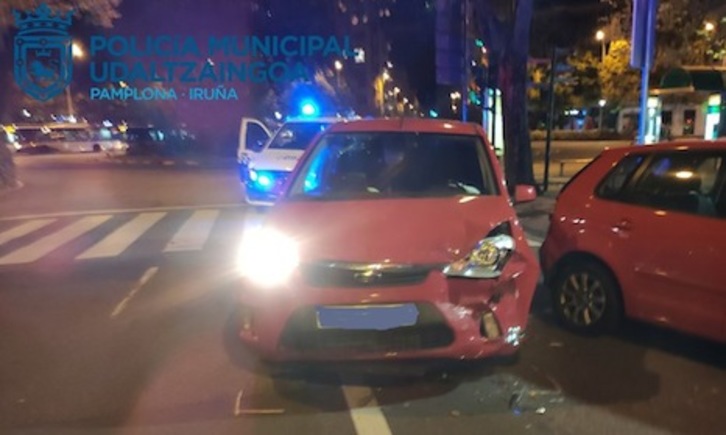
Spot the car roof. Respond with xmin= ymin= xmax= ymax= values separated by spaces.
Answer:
xmin=283 ymin=117 xmax=342 ymax=124
xmin=602 ymin=139 xmax=726 ymax=158
xmin=327 ymin=118 xmax=480 ymax=135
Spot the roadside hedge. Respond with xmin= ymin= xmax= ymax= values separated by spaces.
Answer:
xmin=530 ymin=130 xmax=630 ymax=141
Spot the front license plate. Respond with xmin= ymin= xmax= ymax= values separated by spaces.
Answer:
xmin=316 ymin=305 xmax=419 ymax=330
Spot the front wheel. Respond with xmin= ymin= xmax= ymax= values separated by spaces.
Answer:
xmin=551 ymin=260 xmax=623 ymax=335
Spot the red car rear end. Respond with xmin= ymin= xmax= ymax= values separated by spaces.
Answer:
xmin=541 ymin=141 xmax=726 ymax=343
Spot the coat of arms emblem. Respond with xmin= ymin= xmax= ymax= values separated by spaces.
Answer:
xmin=13 ymin=3 xmax=74 ymax=102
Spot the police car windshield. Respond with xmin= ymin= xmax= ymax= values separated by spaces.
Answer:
xmin=267 ymin=122 xmax=329 ymax=151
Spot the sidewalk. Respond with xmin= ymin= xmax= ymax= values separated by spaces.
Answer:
xmin=515 ymin=188 xmax=558 ymax=240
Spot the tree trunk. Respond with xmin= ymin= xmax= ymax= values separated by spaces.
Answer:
xmin=499 ymin=0 xmax=536 ymax=192
xmin=500 ymin=51 xmax=536 ymax=191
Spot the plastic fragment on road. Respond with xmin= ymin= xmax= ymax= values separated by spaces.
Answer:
xmin=233 ymin=389 xmax=285 ymax=417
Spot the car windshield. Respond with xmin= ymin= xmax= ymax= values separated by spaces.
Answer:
xmin=288 ymin=132 xmax=496 ymax=200
xmin=267 ymin=122 xmax=330 ymax=151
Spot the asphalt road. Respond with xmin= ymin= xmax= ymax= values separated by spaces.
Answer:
xmin=0 ymin=152 xmax=723 ymax=435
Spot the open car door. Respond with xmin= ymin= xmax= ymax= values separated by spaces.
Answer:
xmin=238 ymin=118 xmax=272 ymax=165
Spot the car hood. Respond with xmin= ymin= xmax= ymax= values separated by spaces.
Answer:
xmin=266 ymin=196 xmax=515 ymax=264
xmin=250 ymin=149 xmax=305 ymax=172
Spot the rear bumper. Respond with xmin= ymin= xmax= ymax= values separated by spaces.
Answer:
xmin=235 ymin=256 xmax=539 ymax=362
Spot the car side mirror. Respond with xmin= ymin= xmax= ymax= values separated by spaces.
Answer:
xmin=514 ymin=185 xmax=537 ymax=204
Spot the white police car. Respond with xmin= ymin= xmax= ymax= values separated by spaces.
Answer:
xmin=238 ymin=116 xmax=339 ymax=206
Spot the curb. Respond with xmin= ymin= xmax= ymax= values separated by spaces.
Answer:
xmin=104 ymin=157 xmax=229 ymax=167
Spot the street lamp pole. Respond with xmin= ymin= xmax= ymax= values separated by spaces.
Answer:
xmin=67 ymin=42 xmax=85 ymax=120
xmin=65 ymin=86 xmax=74 ymax=119
xmin=596 ymin=30 xmax=606 ymax=62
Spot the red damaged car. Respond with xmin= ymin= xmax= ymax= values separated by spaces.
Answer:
xmin=235 ymin=118 xmax=540 ymax=361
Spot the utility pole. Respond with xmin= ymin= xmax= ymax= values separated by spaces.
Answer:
xmin=632 ymin=0 xmax=659 ymax=145
xmin=543 ymin=46 xmax=557 ymax=192
xmin=461 ymin=0 xmax=470 ymax=122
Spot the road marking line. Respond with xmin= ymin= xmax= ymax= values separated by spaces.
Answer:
xmin=0 ymin=215 xmax=112 ymax=265
xmin=0 ymin=203 xmax=242 ymax=222
xmin=164 ymin=209 xmax=219 ymax=252
xmin=0 ymin=218 xmax=56 ymax=247
xmin=342 ymin=386 xmax=393 ymax=435
xmin=527 ymin=238 xmax=543 ymax=247
xmin=110 ymin=266 xmax=159 ymax=318
xmin=76 ymin=212 xmax=166 ymax=260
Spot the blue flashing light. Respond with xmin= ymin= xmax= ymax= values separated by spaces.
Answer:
xmin=429 ymin=109 xmax=439 ymax=118
xmin=249 ymin=169 xmax=258 ymax=181
xmin=257 ymin=174 xmax=273 ymax=188
xmin=300 ymin=100 xmax=319 ymax=117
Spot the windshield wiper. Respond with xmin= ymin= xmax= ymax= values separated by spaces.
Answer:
xmin=447 ymin=181 xmax=481 ymax=195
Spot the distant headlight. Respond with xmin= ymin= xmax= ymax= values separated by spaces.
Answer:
xmin=238 ymin=227 xmax=299 ymax=287
xmin=443 ymin=231 xmax=515 ymax=279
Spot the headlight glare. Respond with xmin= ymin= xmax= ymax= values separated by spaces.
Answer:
xmin=238 ymin=227 xmax=299 ymax=287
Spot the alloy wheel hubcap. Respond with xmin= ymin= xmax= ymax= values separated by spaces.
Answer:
xmin=559 ymin=272 xmax=607 ymax=326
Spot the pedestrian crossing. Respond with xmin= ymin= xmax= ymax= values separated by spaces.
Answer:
xmin=0 ymin=208 xmax=250 ymax=267
xmin=0 ymin=207 xmax=543 ymax=267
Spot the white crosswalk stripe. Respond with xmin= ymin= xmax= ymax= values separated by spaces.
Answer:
xmin=0 ymin=215 xmax=112 ymax=265
xmin=0 ymin=207 xmax=542 ymax=266
xmin=163 ymin=209 xmax=219 ymax=252
xmin=0 ymin=219 xmax=56 ymax=247
xmin=76 ymin=212 xmax=167 ymax=260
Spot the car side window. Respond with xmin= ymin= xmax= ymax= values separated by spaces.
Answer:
xmin=596 ymin=154 xmax=645 ymax=200
xmin=246 ymin=123 xmax=269 ymax=152
xmin=622 ymin=152 xmax=724 ymax=218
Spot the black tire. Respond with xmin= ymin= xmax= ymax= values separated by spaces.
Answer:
xmin=551 ymin=259 xmax=623 ymax=335
xmin=92 ymin=144 xmax=102 ymax=153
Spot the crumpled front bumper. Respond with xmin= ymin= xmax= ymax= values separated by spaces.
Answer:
xmin=236 ymin=253 xmax=539 ymax=362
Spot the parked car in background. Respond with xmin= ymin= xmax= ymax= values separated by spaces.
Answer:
xmin=541 ymin=140 xmax=726 ymax=343
xmin=121 ymin=127 xmax=198 ymax=157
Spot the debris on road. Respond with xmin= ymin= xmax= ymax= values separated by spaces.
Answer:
xmin=233 ymin=389 xmax=285 ymax=417
xmin=535 ymin=407 xmax=546 ymax=415
xmin=451 ymin=410 xmax=461 ymax=417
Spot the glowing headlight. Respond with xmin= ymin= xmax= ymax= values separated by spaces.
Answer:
xmin=443 ymin=234 xmax=515 ymax=279
xmin=238 ymin=227 xmax=299 ymax=287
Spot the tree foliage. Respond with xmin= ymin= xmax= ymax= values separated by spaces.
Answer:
xmin=601 ymin=0 xmax=726 ymax=70
xmin=599 ymin=39 xmax=640 ymax=107
xmin=0 ymin=0 xmax=122 ymax=42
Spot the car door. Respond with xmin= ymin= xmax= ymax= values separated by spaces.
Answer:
xmin=613 ymin=151 xmax=726 ymax=341
xmin=238 ymin=118 xmax=272 ymax=164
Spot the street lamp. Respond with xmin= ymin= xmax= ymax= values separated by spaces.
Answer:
xmin=705 ymin=21 xmax=716 ymax=32
xmin=334 ymin=60 xmax=343 ymax=87
xmin=598 ymin=99 xmax=607 ymax=131
xmin=66 ymin=41 xmax=86 ymax=121
xmin=596 ymin=30 xmax=606 ymax=62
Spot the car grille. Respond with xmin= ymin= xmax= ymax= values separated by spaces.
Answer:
xmin=300 ymin=262 xmax=436 ymax=288
xmin=278 ymin=304 xmax=454 ymax=353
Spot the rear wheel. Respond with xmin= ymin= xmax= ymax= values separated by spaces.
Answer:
xmin=551 ymin=260 xmax=622 ymax=335
xmin=92 ymin=144 xmax=101 ymax=153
